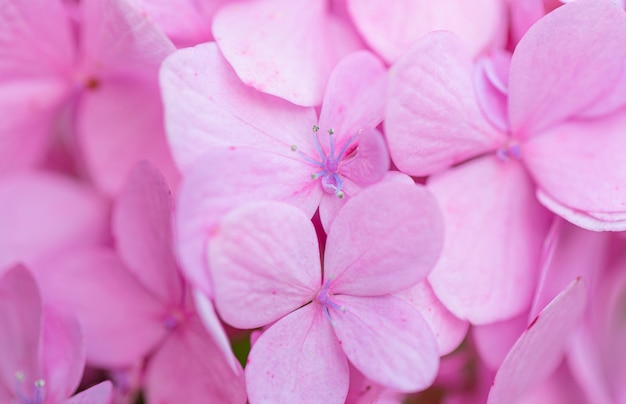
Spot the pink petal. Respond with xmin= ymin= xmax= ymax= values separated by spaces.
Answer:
xmin=473 ymin=50 xmax=511 ymax=133
xmin=176 ymin=146 xmax=322 ymax=296
xmin=487 ymin=278 xmax=586 ymax=404
xmin=41 ymin=305 xmax=85 ymax=402
xmin=212 ymin=0 xmax=361 ymax=106
xmin=427 ymin=156 xmax=552 ymax=324
xmin=0 ymin=265 xmax=42 ymax=396
xmin=568 ymin=327 xmax=614 ymax=404
xmin=134 ymin=0 xmax=226 ymax=47
xmin=0 ymin=171 xmax=109 ymax=271
xmin=325 ymin=181 xmax=444 ymax=296
xmin=318 ymin=51 xmax=387 ymax=139
xmin=332 ymin=294 xmax=439 ymax=392
xmin=395 ymin=281 xmax=469 ymax=356
xmin=144 ymin=316 xmax=246 ymax=404
xmin=246 ymin=305 xmax=350 ymax=403
xmin=508 ymin=0 xmax=545 ymax=46
xmin=35 ymin=249 xmax=167 ymax=368
xmin=160 ymin=42 xmax=318 ymax=171
xmin=530 ymin=218 xmax=610 ymax=319
xmin=472 ymin=313 xmax=528 ymax=371
xmin=0 ymin=0 xmax=75 ymax=77
xmin=340 ymin=127 xmax=389 ymax=186
xmin=0 ymin=79 xmax=68 ymax=175
xmin=523 ymin=111 xmax=626 ymax=231
xmin=317 ymin=171 xmax=415 ymax=232
xmin=113 ymin=161 xmax=182 ymax=304
xmin=346 ymin=0 xmax=506 ymax=63
xmin=508 ymin=0 xmax=626 ymax=138
xmin=192 ymin=291 xmax=241 ymax=374
xmin=209 ymin=201 xmax=321 ymax=329
xmin=76 ymin=80 xmax=180 ymax=195
xmin=385 ymin=31 xmax=506 ymax=176
xmin=65 ymin=381 xmax=113 ymax=404
xmin=80 ymin=0 xmax=174 ymax=79
xmin=516 ymin=361 xmax=588 ymax=404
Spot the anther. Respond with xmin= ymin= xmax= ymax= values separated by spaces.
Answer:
xmin=328 ymin=128 xmax=334 ymax=135
xmin=291 ymin=145 xmax=298 ymax=151
xmin=312 ymin=125 xmax=319 ymax=132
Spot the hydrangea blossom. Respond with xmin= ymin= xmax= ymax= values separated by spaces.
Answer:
xmin=210 ymin=182 xmax=444 ymax=402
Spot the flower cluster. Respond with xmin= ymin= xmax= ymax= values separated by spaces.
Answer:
xmin=1 ymin=0 xmax=625 ymax=403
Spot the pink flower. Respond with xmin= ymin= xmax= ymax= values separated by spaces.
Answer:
xmin=210 ymin=182 xmax=444 ymax=402
xmin=0 ymin=265 xmax=112 ymax=404
xmin=0 ymin=0 xmax=179 ymax=194
xmin=34 ymin=162 xmax=246 ymax=403
xmin=384 ymin=0 xmax=626 ymax=323
xmin=161 ymin=44 xmax=390 ymax=296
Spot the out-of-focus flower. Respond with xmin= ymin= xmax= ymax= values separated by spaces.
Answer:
xmin=0 ymin=0 xmax=179 ymax=194
xmin=0 ymin=265 xmax=112 ymax=404
xmin=34 ymin=162 xmax=246 ymax=403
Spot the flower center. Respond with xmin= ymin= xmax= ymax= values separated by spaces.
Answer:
xmin=291 ymin=125 xmax=359 ymax=198
xmin=14 ymin=371 xmax=45 ymax=404
xmin=316 ymin=280 xmax=346 ymax=325
xmin=163 ymin=308 xmax=187 ymax=331
xmin=496 ymin=141 xmax=522 ymax=162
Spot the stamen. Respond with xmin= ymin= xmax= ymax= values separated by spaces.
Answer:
xmin=316 ymin=279 xmax=346 ymax=325
xmin=292 ymin=145 xmax=325 ymax=168
xmin=34 ymin=379 xmax=46 ymax=403
xmin=291 ymin=125 xmax=362 ymax=198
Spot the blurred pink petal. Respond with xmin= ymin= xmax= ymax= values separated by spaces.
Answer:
xmin=41 ymin=305 xmax=85 ymax=402
xmin=0 ymin=171 xmax=109 ymax=271
xmin=76 ymin=0 xmax=178 ymax=194
xmin=0 ymin=80 xmax=69 ymax=174
xmin=80 ymin=0 xmax=174 ymax=80
xmin=212 ymin=0 xmax=362 ymax=106
xmin=246 ymin=305 xmax=349 ymax=403
xmin=37 ymin=249 xmax=167 ymax=368
xmin=530 ymin=218 xmax=611 ymax=318
xmin=346 ymin=0 xmax=506 ymax=63
xmin=0 ymin=0 xmax=75 ymax=77
xmin=210 ymin=202 xmax=321 ymax=329
xmin=0 ymin=265 xmax=42 ymax=397
xmin=76 ymin=78 xmax=179 ymax=195
xmin=135 ymin=0 xmax=226 ymax=47
xmin=112 ymin=161 xmax=182 ymax=304
xmin=65 ymin=381 xmax=113 ymax=404
xmin=472 ymin=313 xmax=527 ymax=370
xmin=487 ymin=278 xmax=586 ymax=403
xmin=144 ymin=317 xmax=246 ymax=403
